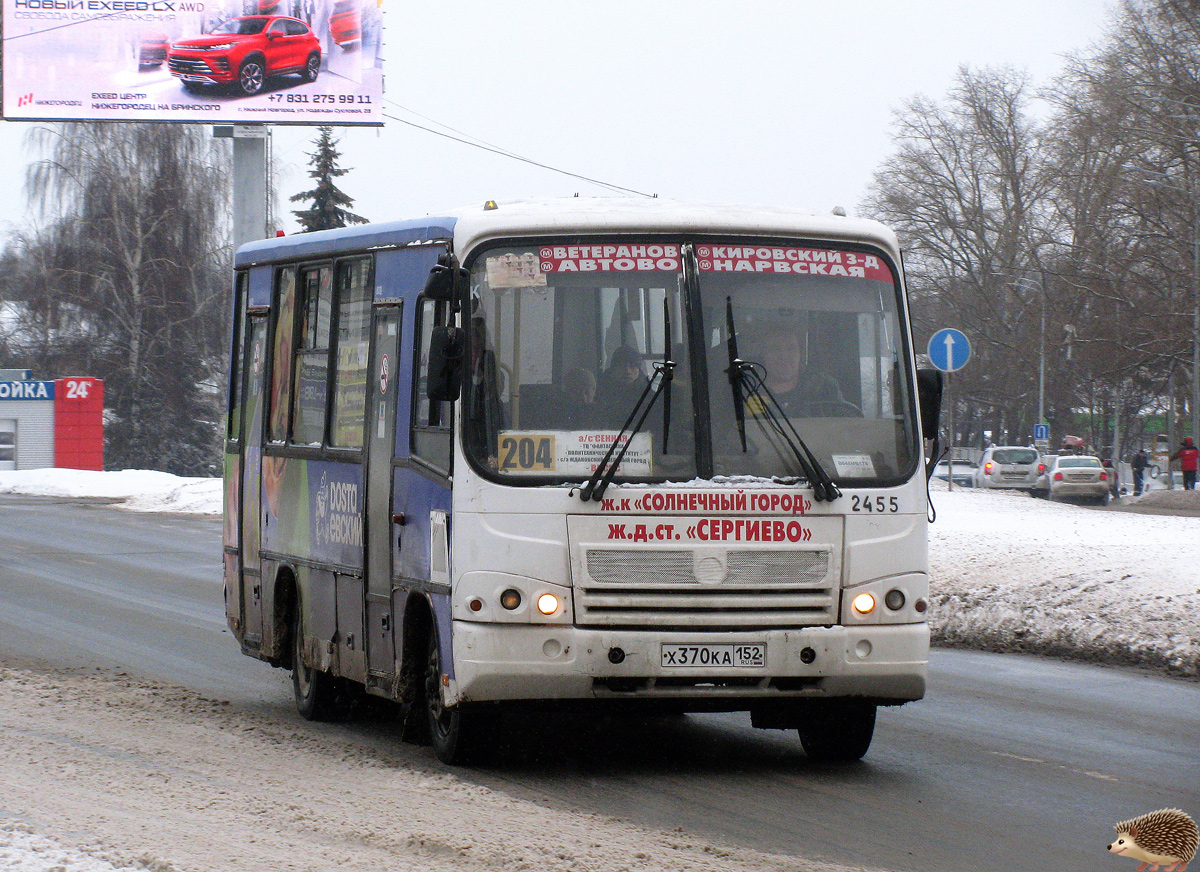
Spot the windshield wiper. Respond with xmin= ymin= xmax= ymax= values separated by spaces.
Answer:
xmin=724 ymin=297 xmax=747 ymax=452
xmin=660 ymin=297 xmax=673 ymax=455
xmin=580 ymin=356 xmax=675 ymax=502
xmin=723 ymin=298 xmax=841 ymax=502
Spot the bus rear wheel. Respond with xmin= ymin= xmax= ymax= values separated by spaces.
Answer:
xmin=292 ymin=607 xmax=345 ymax=721
xmin=796 ymin=700 xmax=876 ymax=762
xmin=424 ymin=631 xmax=483 ymax=764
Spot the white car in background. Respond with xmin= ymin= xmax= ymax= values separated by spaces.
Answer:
xmin=1039 ymin=454 xmax=1112 ymax=505
xmin=973 ymin=446 xmax=1040 ymax=491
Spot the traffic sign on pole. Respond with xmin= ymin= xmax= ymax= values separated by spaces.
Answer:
xmin=1034 ymin=423 xmax=1049 ymax=441
xmin=927 ymin=328 xmax=971 ymax=372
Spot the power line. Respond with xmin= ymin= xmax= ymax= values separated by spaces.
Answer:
xmin=382 ymin=98 xmax=529 ymax=162
xmin=381 ymin=109 xmax=654 ymax=198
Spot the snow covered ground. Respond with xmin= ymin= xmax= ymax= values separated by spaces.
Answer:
xmin=0 ymin=468 xmax=1196 ymax=871
xmin=926 ymin=480 xmax=1199 ymax=677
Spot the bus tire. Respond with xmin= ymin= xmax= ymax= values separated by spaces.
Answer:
xmin=292 ymin=607 xmax=343 ymax=721
xmin=796 ymin=700 xmax=876 ymax=762
xmin=425 ymin=630 xmax=483 ymax=764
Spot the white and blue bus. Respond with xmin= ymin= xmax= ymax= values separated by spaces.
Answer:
xmin=223 ymin=198 xmax=942 ymax=763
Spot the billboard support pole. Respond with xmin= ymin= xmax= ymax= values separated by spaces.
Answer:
xmin=230 ymin=126 xmax=269 ymax=250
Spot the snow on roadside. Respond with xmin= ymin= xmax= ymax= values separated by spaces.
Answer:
xmin=927 ymin=481 xmax=1200 ymax=677
xmin=0 ymin=823 xmax=143 ymax=872
xmin=0 ymin=468 xmax=221 ymax=515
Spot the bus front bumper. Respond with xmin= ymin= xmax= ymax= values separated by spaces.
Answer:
xmin=447 ymin=622 xmax=927 ymax=708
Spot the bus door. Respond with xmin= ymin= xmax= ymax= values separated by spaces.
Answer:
xmin=240 ymin=313 xmax=269 ymax=647
xmin=365 ymin=303 xmax=402 ymax=681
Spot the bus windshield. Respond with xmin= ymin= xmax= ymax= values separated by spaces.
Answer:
xmin=464 ymin=239 xmax=918 ymax=486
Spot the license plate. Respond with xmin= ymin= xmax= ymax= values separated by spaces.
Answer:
xmin=661 ymin=643 xmax=766 ymax=668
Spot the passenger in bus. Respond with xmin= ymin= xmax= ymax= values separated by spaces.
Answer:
xmin=561 ymin=367 xmax=599 ymax=428
xmin=751 ymin=324 xmax=845 ymax=417
xmin=597 ymin=345 xmax=649 ymax=428
xmin=465 ymin=317 xmax=505 ymax=462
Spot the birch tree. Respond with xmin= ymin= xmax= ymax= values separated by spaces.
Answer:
xmin=9 ymin=122 xmax=232 ymax=474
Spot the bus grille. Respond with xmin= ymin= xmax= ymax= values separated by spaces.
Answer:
xmin=577 ymin=549 xmax=836 ymax=628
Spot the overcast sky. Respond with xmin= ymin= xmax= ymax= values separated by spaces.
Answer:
xmin=0 ymin=1 xmax=1117 ymax=238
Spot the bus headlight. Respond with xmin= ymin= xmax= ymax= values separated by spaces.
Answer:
xmin=455 ymin=572 xmax=573 ymax=624
xmin=842 ymin=573 xmax=928 ymax=624
xmin=851 ymin=592 xmax=876 ymax=615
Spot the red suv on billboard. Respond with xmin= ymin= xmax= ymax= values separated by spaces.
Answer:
xmin=168 ymin=16 xmax=321 ymax=97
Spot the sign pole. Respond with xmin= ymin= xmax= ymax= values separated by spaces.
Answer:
xmin=947 ymin=372 xmax=954 ymax=491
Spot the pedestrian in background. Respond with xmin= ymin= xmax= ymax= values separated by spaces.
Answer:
xmin=1131 ymin=448 xmax=1149 ymax=496
xmin=1170 ymin=437 xmax=1200 ymax=490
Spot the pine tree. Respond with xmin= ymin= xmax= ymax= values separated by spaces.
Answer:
xmin=289 ymin=127 xmax=368 ymax=232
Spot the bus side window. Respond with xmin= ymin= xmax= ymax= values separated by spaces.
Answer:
xmin=268 ymin=267 xmax=299 ymax=443
xmin=330 ymin=257 xmax=372 ymax=450
xmin=291 ymin=265 xmax=332 ymax=446
xmin=227 ymin=272 xmax=248 ymax=444
xmin=412 ymin=297 xmax=452 ymax=473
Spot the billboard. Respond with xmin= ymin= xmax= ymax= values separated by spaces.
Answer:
xmin=1 ymin=0 xmax=382 ymax=124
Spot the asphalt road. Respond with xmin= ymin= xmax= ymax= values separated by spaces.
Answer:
xmin=1 ymin=493 xmax=1196 ymax=872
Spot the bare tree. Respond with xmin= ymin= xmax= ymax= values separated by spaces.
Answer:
xmin=6 ymin=122 xmax=233 ymax=474
xmin=862 ymin=66 xmax=1055 ymax=445
xmin=1044 ymin=0 xmax=1200 ymax=452
xmin=863 ymin=1 xmax=1200 ymax=456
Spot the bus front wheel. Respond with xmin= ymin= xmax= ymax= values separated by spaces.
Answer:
xmin=424 ymin=631 xmax=483 ymax=764
xmin=796 ymin=700 xmax=876 ymax=762
xmin=292 ymin=608 xmax=344 ymax=721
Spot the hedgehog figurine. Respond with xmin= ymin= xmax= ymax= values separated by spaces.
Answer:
xmin=1107 ymin=808 xmax=1199 ymax=872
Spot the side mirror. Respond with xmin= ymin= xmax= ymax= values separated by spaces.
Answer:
xmin=916 ymin=368 xmax=943 ymax=438
xmin=424 ymin=253 xmax=468 ymax=302
xmin=426 ymin=326 xmax=464 ymax=402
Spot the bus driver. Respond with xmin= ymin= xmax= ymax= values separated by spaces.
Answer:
xmin=751 ymin=324 xmax=844 ymax=417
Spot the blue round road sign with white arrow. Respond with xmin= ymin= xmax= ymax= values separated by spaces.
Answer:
xmin=927 ymin=328 xmax=971 ymax=372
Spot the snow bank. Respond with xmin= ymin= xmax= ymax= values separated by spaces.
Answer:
xmin=927 ymin=481 xmax=1199 ymax=677
xmin=0 ymin=823 xmax=144 ymax=872
xmin=0 ymin=468 xmax=221 ymax=515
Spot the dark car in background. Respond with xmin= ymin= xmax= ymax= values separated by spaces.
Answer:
xmin=168 ymin=15 xmax=320 ymax=96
